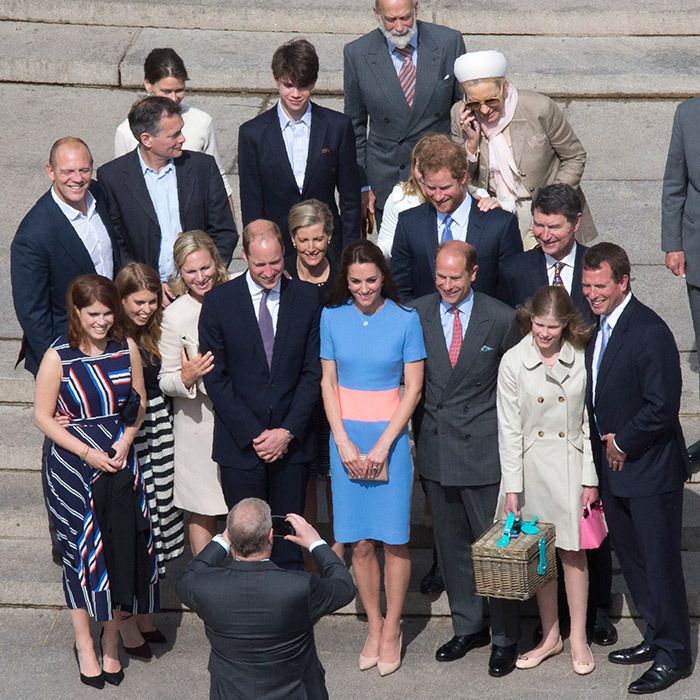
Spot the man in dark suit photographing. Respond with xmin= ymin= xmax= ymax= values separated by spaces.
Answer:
xmin=177 ymin=498 xmax=355 ymax=700
xmin=583 ymin=243 xmax=691 ymax=695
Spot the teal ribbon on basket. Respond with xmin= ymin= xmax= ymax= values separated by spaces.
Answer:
xmin=537 ymin=537 xmax=547 ymax=575
xmin=496 ymin=515 xmax=548 ymax=576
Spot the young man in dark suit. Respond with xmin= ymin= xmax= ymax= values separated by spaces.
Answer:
xmin=238 ymin=39 xmax=361 ymax=264
xmin=198 ymin=220 xmax=321 ymax=570
xmin=583 ymin=243 xmax=691 ymax=695
xmin=177 ymin=499 xmax=355 ymax=700
xmin=391 ymin=134 xmax=521 ymax=301
xmin=97 ymin=96 xmax=237 ymax=303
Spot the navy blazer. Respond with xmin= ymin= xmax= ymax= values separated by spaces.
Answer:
xmin=497 ymin=244 xmax=593 ymax=321
xmin=199 ymin=274 xmax=321 ymax=468
xmin=97 ymin=149 xmax=237 ymax=270
xmin=10 ymin=182 xmax=120 ymax=375
xmin=238 ymin=102 xmax=361 ymax=263
xmin=390 ymin=198 xmax=522 ymax=302
xmin=585 ymin=296 xmax=689 ymax=498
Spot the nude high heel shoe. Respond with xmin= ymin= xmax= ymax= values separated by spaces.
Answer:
xmin=377 ymin=633 xmax=403 ymax=677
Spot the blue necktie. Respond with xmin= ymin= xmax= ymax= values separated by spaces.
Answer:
xmin=441 ymin=215 xmax=454 ymax=243
xmin=595 ymin=317 xmax=610 ymax=376
xmin=258 ymin=289 xmax=274 ymax=368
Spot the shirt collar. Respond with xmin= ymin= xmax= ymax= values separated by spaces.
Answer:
xmin=439 ymin=193 xmax=471 ymax=228
xmin=544 ymin=241 xmax=577 ymax=271
xmin=440 ymin=287 xmax=473 ymax=314
xmin=276 ymin=100 xmax=313 ymax=130
xmin=137 ymin=147 xmax=174 ymax=176
xmin=602 ymin=291 xmax=633 ymax=331
xmin=386 ymin=31 xmax=418 ymax=56
xmin=245 ymin=270 xmax=282 ymax=298
xmin=50 ymin=187 xmax=95 ymax=221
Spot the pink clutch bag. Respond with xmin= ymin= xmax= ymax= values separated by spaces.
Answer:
xmin=579 ymin=500 xmax=608 ymax=549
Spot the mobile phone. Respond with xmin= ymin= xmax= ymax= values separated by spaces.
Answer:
xmin=271 ymin=515 xmax=296 ymax=538
xmin=181 ymin=334 xmax=199 ymax=360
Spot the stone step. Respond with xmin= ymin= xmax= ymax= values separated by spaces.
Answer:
xmin=2 ymin=21 xmax=700 ymax=98
xmin=4 ymin=0 xmax=700 ymax=36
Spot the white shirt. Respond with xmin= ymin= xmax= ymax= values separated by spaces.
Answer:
xmin=544 ymin=242 xmax=577 ymax=294
xmin=246 ymin=271 xmax=281 ymax=333
xmin=436 ymin=194 xmax=472 ymax=244
xmin=277 ymin=101 xmax=312 ymax=193
xmin=51 ymin=188 xmax=113 ymax=279
xmin=592 ymin=291 xmax=633 ymax=399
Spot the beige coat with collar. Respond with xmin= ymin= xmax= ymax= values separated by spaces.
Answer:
xmin=496 ymin=335 xmax=598 ymax=550
xmin=450 ymin=88 xmax=597 ymax=244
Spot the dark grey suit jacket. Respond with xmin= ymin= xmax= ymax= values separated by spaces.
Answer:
xmin=177 ymin=541 xmax=355 ymax=700
xmin=97 ymin=149 xmax=237 ymax=270
xmin=343 ymin=21 xmax=465 ymax=209
xmin=662 ymin=96 xmax=700 ymax=286
xmin=412 ymin=291 xmax=520 ymax=486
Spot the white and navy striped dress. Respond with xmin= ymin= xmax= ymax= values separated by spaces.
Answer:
xmin=134 ymin=350 xmax=185 ymax=576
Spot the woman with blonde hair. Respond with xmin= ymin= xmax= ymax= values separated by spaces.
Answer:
xmin=159 ymin=231 xmax=229 ymax=554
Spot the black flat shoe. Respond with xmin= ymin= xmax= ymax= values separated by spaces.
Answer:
xmin=590 ymin=609 xmax=617 ymax=646
xmin=608 ymin=641 xmax=655 ymax=665
xmin=73 ymin=644 xmax=104 ymax=689
xmin=141 ymin=629 xmax=167 ymax=645
xmin=435 ymin=629 xmax=490 ymax=662
xmin=488 ymin=643 xmax=517 ymax=677
xmin=628 ymin=663 xmax=692 ymax=694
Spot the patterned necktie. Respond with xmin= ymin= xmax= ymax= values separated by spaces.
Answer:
xmin=258 ymin=289 xmax=275 ymax=368
xmin=441 ymin=215 xmax=454 ymax=243
xmin=448 ymin=306 xmax=462 ymax=368
xmin=552 ymin=261 xmax=565 ymax=287
xmin=395 ymin=47 xmax=416 ymax=107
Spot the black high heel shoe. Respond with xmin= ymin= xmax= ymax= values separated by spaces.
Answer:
xmin=119 ymin=615 xmax=153 ymax=659
xmin=141 ymin=628 xmax=167 ymax=645
xmin=73 ymin=643 xmax=105 ymax=689
xmin=99 ymin=629 xmax=125 ymax=686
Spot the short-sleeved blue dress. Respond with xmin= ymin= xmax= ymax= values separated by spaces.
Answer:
xmin=320 ymin=299 xmax=426 ymax=544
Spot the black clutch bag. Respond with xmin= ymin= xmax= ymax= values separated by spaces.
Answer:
xmin=119 ymin=388 xmax=141 ymax=426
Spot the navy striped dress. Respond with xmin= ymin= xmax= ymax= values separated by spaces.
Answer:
xmin=46 ymin=336 xmax=159 ymax=621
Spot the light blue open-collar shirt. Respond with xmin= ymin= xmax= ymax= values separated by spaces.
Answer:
xmin=277 ymin=101 xmax=312 ymax=193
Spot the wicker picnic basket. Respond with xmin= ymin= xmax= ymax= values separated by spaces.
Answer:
xmin=472 ymin=520 xmax=557 ymax=601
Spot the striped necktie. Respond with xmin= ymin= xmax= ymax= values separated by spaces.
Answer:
xmin=395 ymin=47 xmax=416 ymax=107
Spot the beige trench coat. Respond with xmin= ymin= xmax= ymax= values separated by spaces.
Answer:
xmin=496 ymin=335 xmax=598 ymax=550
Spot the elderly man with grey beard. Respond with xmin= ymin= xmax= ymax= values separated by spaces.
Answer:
xmin=343 ymin=0 xmax=465 ymax=230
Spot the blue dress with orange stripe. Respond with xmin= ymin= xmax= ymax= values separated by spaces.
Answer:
xmin=45 ymin=336 xmax=159 ymax=621
xmin=321 ymin=300 xmax=426 ymax=544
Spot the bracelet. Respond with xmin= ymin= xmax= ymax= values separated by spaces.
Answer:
xmin=80 ymin=445 xmax=90 ymax=461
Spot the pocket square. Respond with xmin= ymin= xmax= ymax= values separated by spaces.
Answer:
xmin=526 ymin=133 xmax=548 ymax=149
xmin=480 ymin=345 xmax=494 ymax=352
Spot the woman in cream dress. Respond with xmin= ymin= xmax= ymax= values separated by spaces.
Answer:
xmin=159 ymin=230 xmax=229 ymax=554
xmin=497 ymin=286 xmax=598 ymax=675
xmin=451 ymin=50 xmax=596 ymax=249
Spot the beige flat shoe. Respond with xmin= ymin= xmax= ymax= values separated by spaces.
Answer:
xmin=572 ymin=645 xmax=595 ymax=675
xmin=515 ymin=638 xmax=564 ymax=669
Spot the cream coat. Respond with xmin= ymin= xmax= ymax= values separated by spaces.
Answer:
xmin=496 ymin=335 xmax=597 ymax=550
xmin=450 ymin=88 xmax=597 ymax=244
xmin=158 ymin=293 xmax=227 ymax=516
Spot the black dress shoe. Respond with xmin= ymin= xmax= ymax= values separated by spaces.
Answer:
xmin=591 ymin=610 xmax=618 ymax=646
xmin=687 ymin=438 xmax=700 ymax=463
xmin=488 ymin=643 xmax=517 ymax=677
xmin=628 ymin=663 xmax=692 ymax=694
xmin=420 ymin=563 xmax=445 ymax=595
xmin=608 ymin=641 xmax=656 ymax=665
xmin=436 ymin=629 xmax=490 ymax=662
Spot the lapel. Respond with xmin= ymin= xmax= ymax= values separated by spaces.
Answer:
xmin=123 ymin=150 xmax=158 ymax=225
xmin=530 ymin=248 xmax=549 ymax=288
xmin=421 ymin=205 xmax=439 ymax=279
xmin=443 ymin=293 xmax=494 ymax=397
xmin=175 ymin=151 xmax=194 ymax=220
xmin=263 ymin=106 xmax=298 ymax=189
xmin=270 ymin=276 xmax=292 ymax=377
xmin=571 ymin=244 xmax=588 ymax=310
xmin=465 ymin=196 xmax=482 ymax=243
xmin=507 ymin=115 xmax=529 ymax=168
xmin=421 ymin=294 xmax=453 ymax=375
xmin=363 ymin=30 xmax=412 ymax=122
xmin=302 ymin=104 xmax=327 ymax=195
xmin=595 ymin=297 xmax=635 ymax=399
xmin=44 ymin=190 xmax=96 ymax=271
xmin=407 ymin=22 xmax=442 ymax=131
xmin=522 ymin=335 xmax=574 ymax=385
xmin=235 ymin=274 xmax=271 ymax=374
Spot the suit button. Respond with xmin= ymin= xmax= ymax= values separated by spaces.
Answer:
xmin=463 ymin=406 xmax=469 ymax=412
xmin=559 ymin=432 xmax=565 ymax=438
xmin=434 ymin=112 xmax=441 ymax=117
xmin=465 ymin=434 xmax=471 ymax=440
xmin=437 ymin=403 xmax=443 ymax=409
xmin=398 ymin=138 xmax=405 ymax=145
xmin=538 ymin=431 xmax=544 ymax=437
xmin=433 ymin=428 xmax=438 ymax=435
xmin=537 ymin=396 xmax=544 ymax=403
xmin=399 ymin=164 xmax=406 ymax=170
xmin=558 ymin=396 xmax=565 ymax=402
xmin=384 ymin=117 xmax=390 ymax=123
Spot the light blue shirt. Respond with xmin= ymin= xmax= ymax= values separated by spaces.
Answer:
xmin=437 ymin=195 xmax=472 ymax=243
xmin=138 ymin=149 xmax=182 ymax=281
xmin=277 ymin=101 xmax=312 ymax=193
xmin=440 ymin=288 xmax=474 ymax=349
xmin=386 ymin=33 xmax=419 ymax=74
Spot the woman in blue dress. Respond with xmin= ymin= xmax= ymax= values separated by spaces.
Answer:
xmin=34 ymin=275 xmax=157 ymax=688
xmin=321 ymin=240 xmax=425 ymax=677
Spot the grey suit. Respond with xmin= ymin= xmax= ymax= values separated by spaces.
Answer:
xmin=343 ymin=21 xmax=465 ymax=210
xmin=662 ymin=96 xmax=700 ymax=393
xmin=412 ymin=291 xmax=520 ymax=642
xmin=177 ymin=540 xmax=355 ymax=700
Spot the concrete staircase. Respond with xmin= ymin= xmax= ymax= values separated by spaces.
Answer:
xmin=1 ymin=0 xmax=700 ymax=624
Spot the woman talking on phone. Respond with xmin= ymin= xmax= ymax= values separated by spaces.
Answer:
xmin=450 ymin=50 xmax=597 ymax=249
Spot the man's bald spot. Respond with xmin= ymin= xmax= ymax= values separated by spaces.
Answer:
xmin=436 ymin=240 xmax=477 ymax=272
xmin=242 ymin=218 xmax=284 ymax=255
xmin=48 ymin=137 xmax=93 ymax=169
